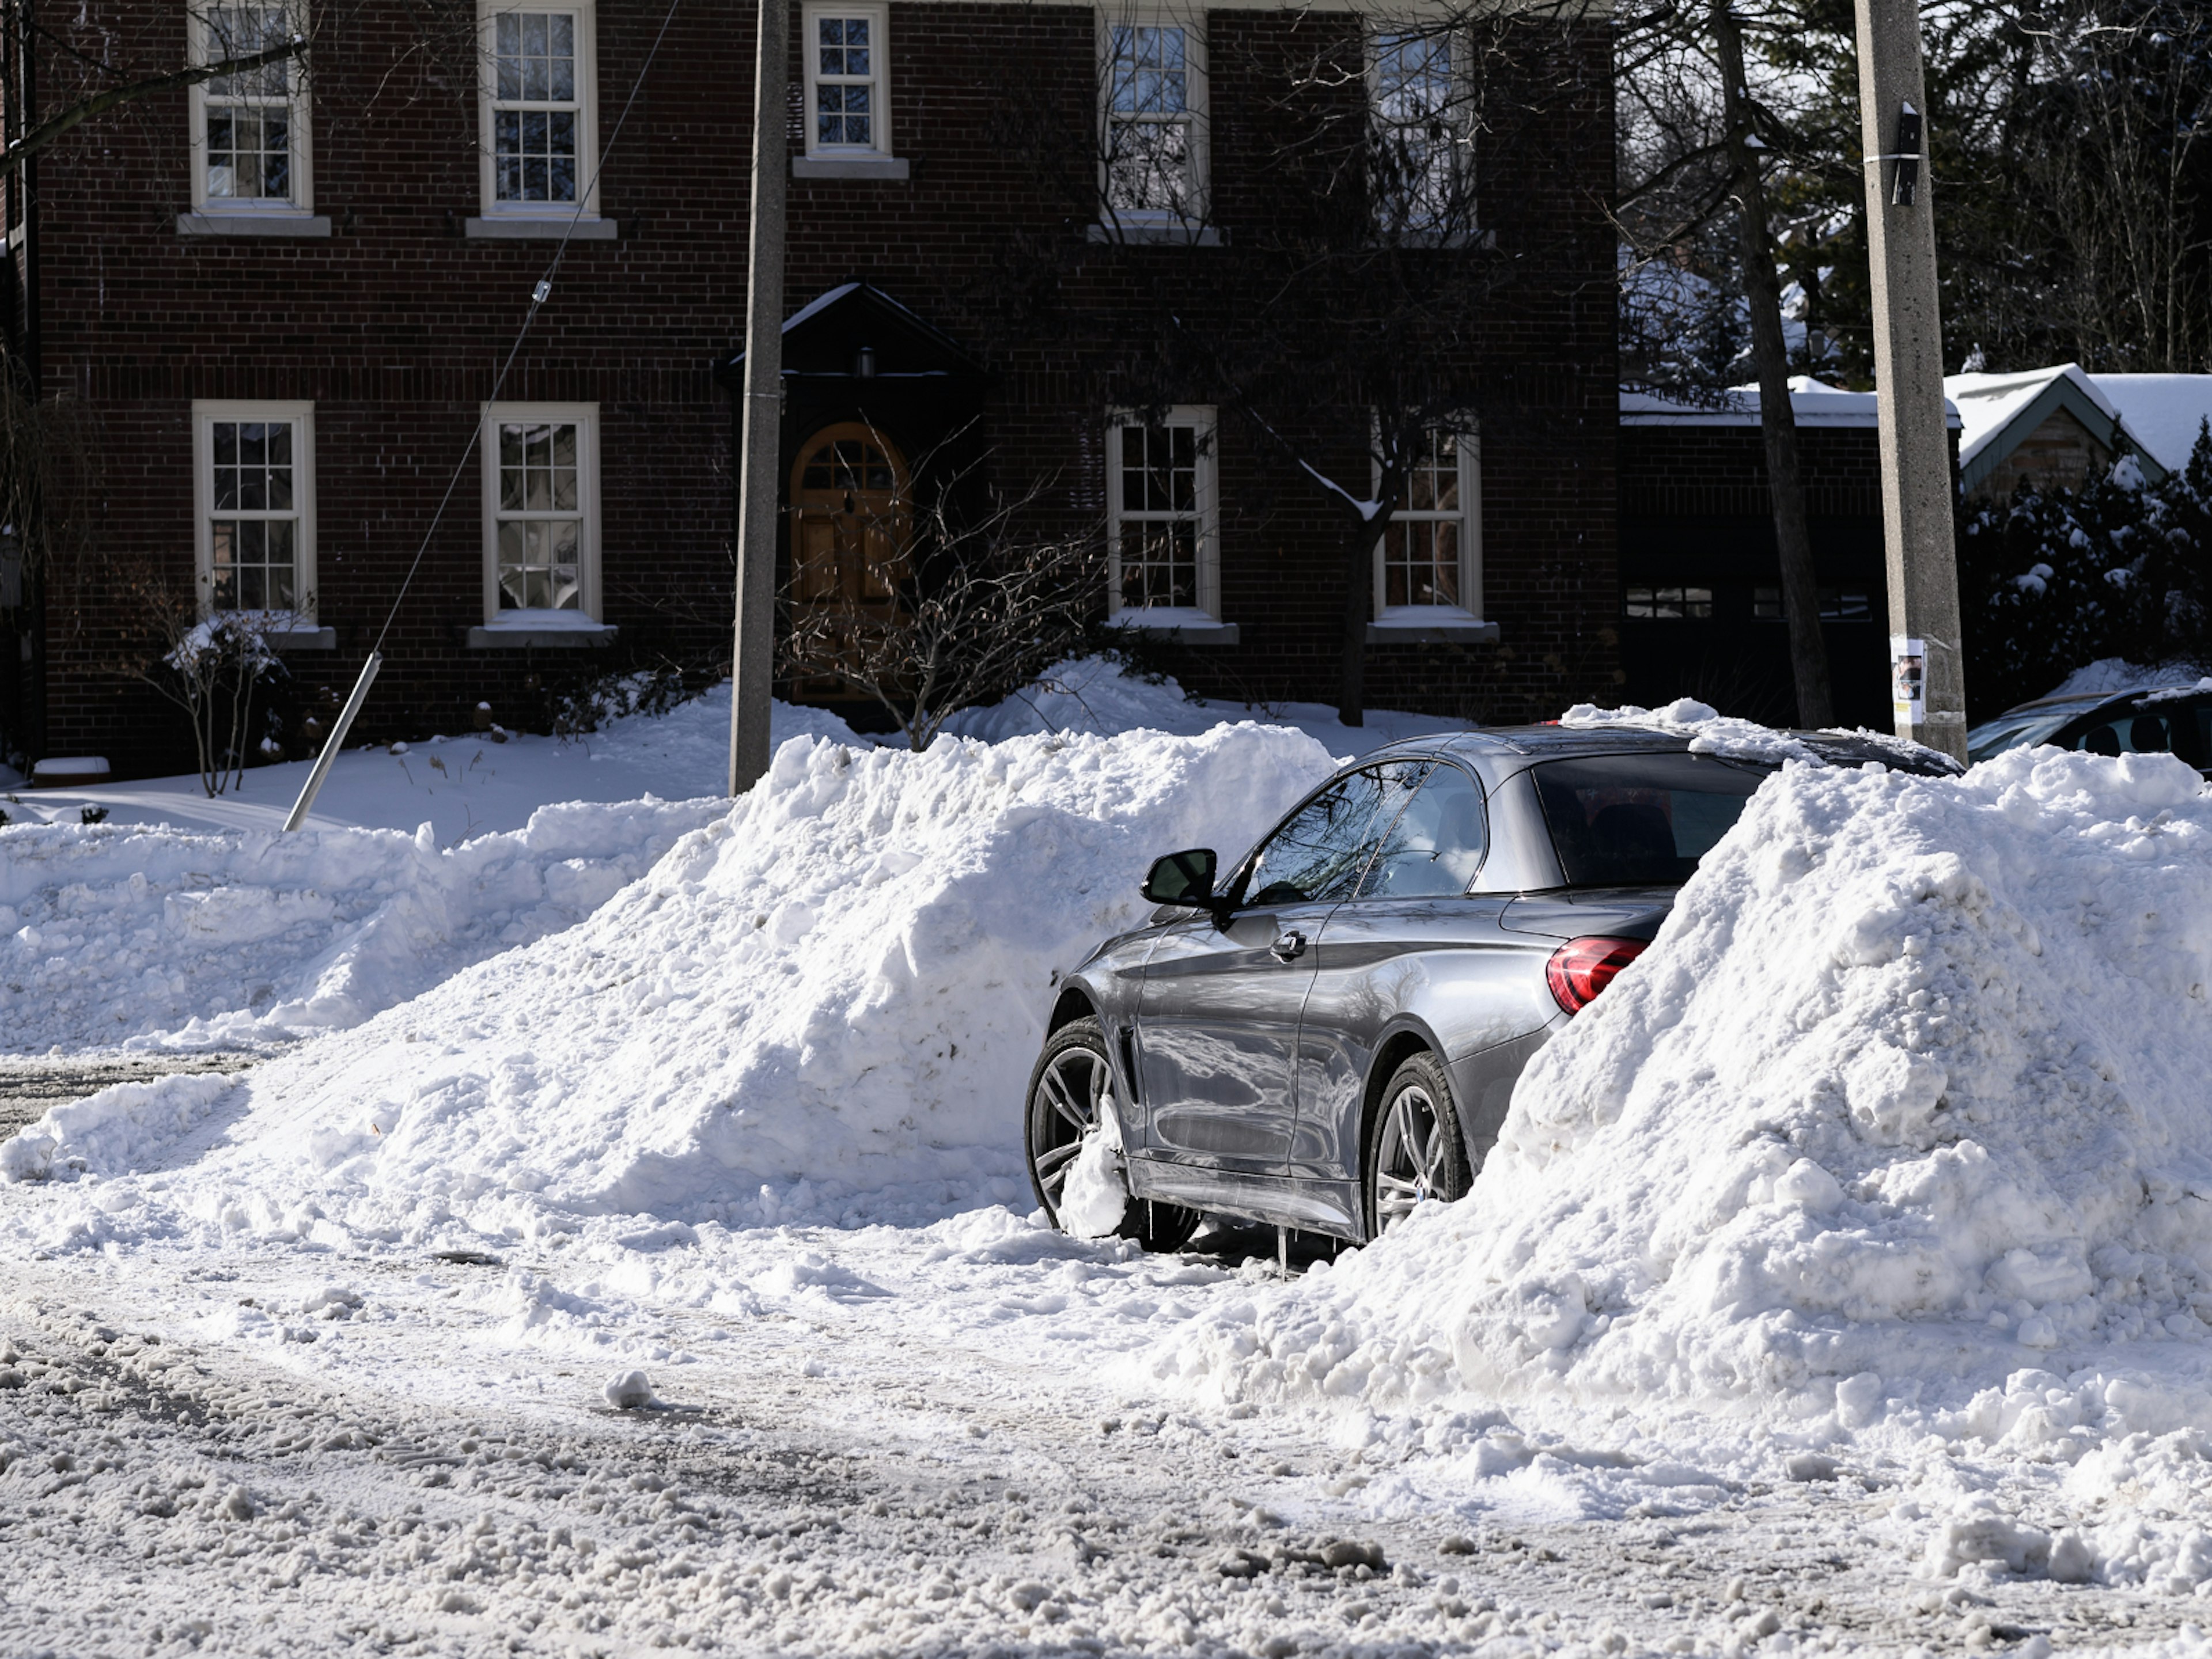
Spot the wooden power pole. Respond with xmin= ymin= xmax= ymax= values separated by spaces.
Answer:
xmin=1853 ymin=0 xmax=1967 ymax=760
xmin=728 ymin=0 xmax=787 ymax=796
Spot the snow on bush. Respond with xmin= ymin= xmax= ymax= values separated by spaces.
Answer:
xmin=1140 ymin=745 xmax=2212 ymax=1427
xmin=4 ymin=725 xmax=1335 ymax=1234
xmin=0 ymin=800 xmax=725 ymax=1052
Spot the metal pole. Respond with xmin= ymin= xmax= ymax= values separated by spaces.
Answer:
xmin=1853 ymin=0 xmax=1967 ymax=762
xmin=728 ymin=0 xmax=787 ymax=796
xmin=282 ymin=649 xmax=381 ymax=832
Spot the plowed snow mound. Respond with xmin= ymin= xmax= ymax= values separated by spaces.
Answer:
xmin=5 ymin=726 xmax=1335 ymax=1239
xmin=1143 ymin=746 xmax=2212 ymax=1422
xmin=0 ymin=800 xmax=725 ymax=1052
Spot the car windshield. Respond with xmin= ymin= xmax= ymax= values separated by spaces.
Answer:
xmin=1967 ymin=706 xmax=2092 ymax=763
xmin=1530 ymin=752 xmax=1771 ymax=887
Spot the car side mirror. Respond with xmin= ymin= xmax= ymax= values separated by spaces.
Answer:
xmin=1142 ymin=848 xmax=1218 ymax=908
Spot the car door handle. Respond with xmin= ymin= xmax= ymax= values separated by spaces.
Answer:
xmin=1271 ymin=930 xmax=1307 ymax=962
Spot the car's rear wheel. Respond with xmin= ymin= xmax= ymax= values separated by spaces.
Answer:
xmin=1364 ymin=1051 xmax=1474 ymax=1237
xmin=1025 ymin=1017 xmax=1200 ymax=1252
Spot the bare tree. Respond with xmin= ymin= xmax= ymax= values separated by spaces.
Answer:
xmin=778 ymin=459 xmax=1105 ymax=752
xmin=0 ymin=23 xmax=308 ymax=177
xmin=119 ymin=577 xmax=296 ymax=796
xmin=1709 ymin=0 xmax=1831 ymax=726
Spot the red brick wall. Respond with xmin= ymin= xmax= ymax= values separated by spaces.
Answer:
xmin=24 ymin=0 xmax=1617 ymax=772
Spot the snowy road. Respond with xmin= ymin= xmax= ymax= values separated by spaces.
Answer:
xmin=2 ymin=1238 xmax=2195 ymax=1657
xmin=0 ymin=1055 xmax=252 ymax=1139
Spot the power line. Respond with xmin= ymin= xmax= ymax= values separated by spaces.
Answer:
xmin=370 ymin=0 xmax=684 ymax=657
xmin=286 ymin=0 xmax=683 ymax=833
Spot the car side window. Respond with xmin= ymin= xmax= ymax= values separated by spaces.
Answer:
xmin=1359 ymin=762 xmax=1486 ymax=897
xmin=2070 ymin=701 xmax=2212 ymax=767
xmin=1241 ymin=766 xmax=1402 ymax=906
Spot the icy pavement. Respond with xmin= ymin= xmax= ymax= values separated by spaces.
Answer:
xmin=4 ymin=1226 xmax=2210 ymax=1658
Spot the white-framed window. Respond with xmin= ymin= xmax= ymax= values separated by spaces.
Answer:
xmin=479 ymin=0 xmax=599 ymax=217
xmin=803 ymin=3 xmax=891 ymax=158
xmin=190 ymin=6 xmax=310 ymax=215
xmin=1370 ymin=25 xmax=1469 ymax=236
xmin=482 ymin=403 xmax=601 ymax=624
xmin=1376 ymin=425 xmax=1480 ymax=620
xmin=1100 ymin=11 xmax=1208 ymax=225
xmin=193 ymin=401 xmax=316 ymax=620
xmin=1106 ymin=406 xmax=1219 ymax=620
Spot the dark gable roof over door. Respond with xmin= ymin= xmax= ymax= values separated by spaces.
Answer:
xmin=721 ymin=283 xmax=987 ymax=381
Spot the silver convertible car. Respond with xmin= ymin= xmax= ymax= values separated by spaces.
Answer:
xmin=1024 ymin=724 xmax=1959 ymax=1251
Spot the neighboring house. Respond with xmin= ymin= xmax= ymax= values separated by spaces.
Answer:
xmin=1946 ymin=365 xmax=2212 ymax=502
xmin=1946 ymin=365 xmax=2161 ymax=501
xmin=1616 ymin=377 xmax=1962 ymax=729
xmin=0 ymin=0 xmax=1618 ymax=777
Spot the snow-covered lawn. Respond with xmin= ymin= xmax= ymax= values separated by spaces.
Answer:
xmin=9 ymin=665 xmax=2212 ymax=1656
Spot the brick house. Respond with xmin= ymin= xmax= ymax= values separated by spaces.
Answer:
xmin=0 ymin=0 xmax=1618 ymax=777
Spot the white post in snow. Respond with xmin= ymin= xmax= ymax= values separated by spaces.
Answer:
xmin=1853 ymin=0 xmax=1968 ymax=761
xmin=728 ymin=0 xmax=788 ymax=796
xmin=282 ymin=650 xmax=382 ymax=832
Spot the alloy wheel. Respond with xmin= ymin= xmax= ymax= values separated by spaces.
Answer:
xmin=1029 ymin=1044 xmax=1107 ymax=1219
xmin=1373 ymin=1081 xmax=1448 ymax=1232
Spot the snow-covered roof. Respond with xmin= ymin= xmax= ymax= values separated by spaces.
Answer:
xmin=2090 ymin=375 xmax=2212 ymax=476
xmin=1941 ymin=363 xmax=2212 ymax=491
xmin=1942 ymin=364 xmax=2149 ymax=494
xmin=1620 ymin=376 xmax=1961 ymax=431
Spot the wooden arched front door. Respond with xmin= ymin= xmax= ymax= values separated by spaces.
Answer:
xmin=788 ymin=423 xmax=912 ymax=698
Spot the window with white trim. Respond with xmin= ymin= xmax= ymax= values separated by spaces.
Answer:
xmin=482 ymin=403 xmax=601 ymax=623
xmin=190 ymin=6 xmax=309 ymax=215
xmin=480 ymin=1 xmax=598 ymax=215
xmin=1100 ymin=14 xmax=1207 ymax=224
xmin=194 ymin=401 xmax=316 ymax=619
xmin=1370 ymin=26 xmax=1469 ymax=236
xmin=1376 ymin=425 xmax=1480 ymax=619
xmin=1106 ymin=407 xmax=1218 ymax=620
xmin=804 ymin=3 xmax=890 ymax=157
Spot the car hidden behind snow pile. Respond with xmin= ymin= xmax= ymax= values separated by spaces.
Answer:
xmin=1968 ymin=681 xmax=2212 ymax=774
xmin=1025 ymin=723 xmax=1963 ymax=1251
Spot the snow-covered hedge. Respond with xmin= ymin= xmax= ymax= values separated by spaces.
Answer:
xmin=1963 ymin=424 xmax=2212 ymax=711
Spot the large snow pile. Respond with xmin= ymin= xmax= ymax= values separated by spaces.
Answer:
xmin=4 ymin=725 xmax=1336 ymax=1237
xmin=1143 ymin=744 xmax=2212 ymax=1425
xmin=0 ymin=800 xmax=724 ymax=1052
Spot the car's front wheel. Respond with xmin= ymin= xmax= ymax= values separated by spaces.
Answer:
xmin=1364 ymin=1051 xmax=1474 ymax=1237
xmin=1025 ymin=1016 xmax=1199 ymax=1252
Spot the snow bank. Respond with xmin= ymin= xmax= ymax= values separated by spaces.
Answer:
xmin=2043 ymin=657 xmax=2212 ymax=702
xmin=0 ymin=800 xmax=724 ymax=1052
xmin=1562 ymin=696 xmax=1948 ymax=772
xmin=1142 ymin=745 xmax=2212 ymax=1426
xmin=940 ymin=656 xmax=1472 ymax=751
xmin=6 ymin=725 xmax=1335 ymax=1236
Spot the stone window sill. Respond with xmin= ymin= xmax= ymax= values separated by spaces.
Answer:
xmin=1366 ymin=618 xmax=1501 ymax=645
xmin=467 ymin=622 xmax=620 ymax=649
xmin=464 ymin=217 xmax=619 ymax=241
xmin=1107 ymin=615 xmax=1239 ymax=645
xmin=793 ymin=156 xmax=909 ymax=181
xmin=177 ymin=213 xmax=331 ymax=238
xmin=267 ymin=627 xmax=337 ymax=652
xmin=1088 ymin=221 xmax=1226 ymax=248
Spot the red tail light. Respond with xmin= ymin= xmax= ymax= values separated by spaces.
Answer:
xmin=1546 ymin=935 xmax=1648 ymax=1014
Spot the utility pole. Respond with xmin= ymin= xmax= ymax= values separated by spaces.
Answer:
xmin=728 ymin=0 xmax=787 ymax=796
xmin=1853 ymin=0 xmax=1967 ymax=761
